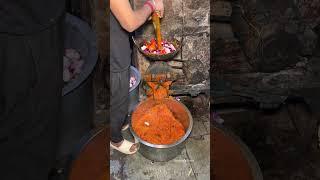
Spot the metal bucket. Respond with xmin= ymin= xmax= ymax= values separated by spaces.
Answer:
xmin=130 ymin=98 xmax=193 ymax=162
xmin=128 ymin=66 xmax=141 ymax=114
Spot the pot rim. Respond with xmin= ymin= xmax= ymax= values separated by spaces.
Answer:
xmin=129 ymin=98 xmax=193 ymax=148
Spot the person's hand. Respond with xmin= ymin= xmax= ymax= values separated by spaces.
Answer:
xmin=154 ymin=0 xmax=164 ymax=18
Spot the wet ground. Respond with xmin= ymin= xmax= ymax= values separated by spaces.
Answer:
xmin=217 ymin=104 xmax=320 ymax=180
xmin=110 ymin=114 xmax=210 ymax=180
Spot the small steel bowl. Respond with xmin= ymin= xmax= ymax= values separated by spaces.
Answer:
xmin=132 ymin=36 xmax=182 ymax=61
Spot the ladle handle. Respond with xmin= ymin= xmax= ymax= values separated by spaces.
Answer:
xmin=152 ymin=12 xmax=163 ymax=50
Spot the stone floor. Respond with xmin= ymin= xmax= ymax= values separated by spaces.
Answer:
xmin=110 ymin=115 xmax=210 ymax=180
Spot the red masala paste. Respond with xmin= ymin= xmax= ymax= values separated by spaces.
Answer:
xmin=132 ymin=103 xmax=185 ymax=145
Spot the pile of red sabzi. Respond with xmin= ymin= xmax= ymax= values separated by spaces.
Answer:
xmin=141 ymin=38 xmax=176 ymax=55
xmin=132 ymin=103 xmax=185 ymax=145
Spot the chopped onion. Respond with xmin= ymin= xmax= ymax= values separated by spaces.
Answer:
xmin=164 ymin=47 xmax=171 ymax=53
xmin=129 ymin=76 xmax=137 ymax=88
xmin=141 ymin=39 xmax=176 ymax=55
xmin=63 ymin=48 xmax=84 ymax=83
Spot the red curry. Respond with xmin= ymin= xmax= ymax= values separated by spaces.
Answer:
xmin=132 ymin=102 xmax=185 ymax=145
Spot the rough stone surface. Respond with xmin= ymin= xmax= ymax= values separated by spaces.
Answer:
xmin=190 ymin=120 xmax=208 ymax=138
xmin=135 ymin=52 xmax=150 ymax=77
xmin=213 ymin=0 xmax=320 ymax=105
xmin=183 ymin=59 xmax=208 ymax=84
xmin=182 ymin=33 xmax=210 ymax=63
xmin=213 ymin=22 xmax=234 ymax=39
xmin=296 ymin=0 xmax=320 ymax=28
xmin=212 ymin=1 xmax=232 ymax=17
xmin=171 ymin=82 xmax=210 ymax=96
xmin=93 ymin=3 xmax=108 ymax=61
xmin=190 ymin=95 xmax=210 ymax=117
xmin=213 ymin=38 xmax=252 ymax=74
xmin=182 ymin=33 xmax=210 ymax=84
xmin=203 ymin=120 xmax=210 ymax=134
xmin=183 ymin=0 xmax=210 ymax=35
xmin=170 ymin=68 xmax=185 ymax=78
xmin=168 ymin=60 xmax=183 ymax=68
xmin=229 ymin=0 xmax=319 ymax=73
xmin=298 ymin=27 xmax=318 ymax=56
xmin=161 ymin=0 xmax=184 ymax=36
xmin=185 ymin=135 xmax=210 ymax=179
xmin=122 ymin=148 xmax=196 ymax=180
xmin=212 ymin=56 xmax=320 ymax=105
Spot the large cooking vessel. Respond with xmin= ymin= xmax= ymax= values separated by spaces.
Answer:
xmin=213 ymin=124 xmax=263 ymax=180
xmin=129 ymin=98 xmax=193 ymax=162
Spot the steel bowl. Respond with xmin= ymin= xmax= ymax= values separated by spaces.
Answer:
xmin=128 ymin=66 xmax=141 ymax=114
xmin=129 ymin=98 xmax=193 ymax=162
xmin=132 ymin=36 xmax=182 ymax=61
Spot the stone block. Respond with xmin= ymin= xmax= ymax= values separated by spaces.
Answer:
xmin=171 ymin=68 xmax=185 ymax=78
xmin=212 ymin=1 xmax=232 ymax=17
xmin=295 ymin=0 xmax=320 ymax=28
xmin=213 ymin=22 xmax=234 ymax=39
xmin=183 ymin=59 xmax=209 ymax=84
xmin=203 ymin=121 xmax=210 ymax=134
xmin=135 ymin=50 xmax=150 ymax=77
xmin=182 ymin=33 xmax=210 ymax=84
xmin=168 ymin=60 xmax=183 ymax=68
xmin=161 ymin=0 xmax=184 ymax=36
xmin=183 ymin=0 xmax=210 ymax=34
xmin=182 ymin=33 xmax=210 ymax=65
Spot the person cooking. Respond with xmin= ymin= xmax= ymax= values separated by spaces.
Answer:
xmin=110 ymin=0 xmax=164 ymax=154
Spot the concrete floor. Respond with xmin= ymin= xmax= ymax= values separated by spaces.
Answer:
xmin=110 ymin=115 xmax=210 ymax=180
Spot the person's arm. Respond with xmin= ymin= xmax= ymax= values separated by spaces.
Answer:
xmin=110 ymin=0 xmax=154 ymax=32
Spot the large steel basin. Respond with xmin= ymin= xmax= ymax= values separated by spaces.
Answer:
xmin=130 ymin=98 xmax=193 ymax=162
